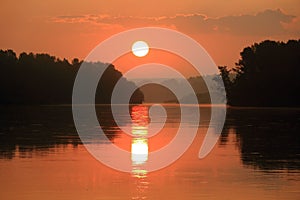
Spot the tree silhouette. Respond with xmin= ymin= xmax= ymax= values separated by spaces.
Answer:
xmin=219 ymin=40 xmax=300 ymax=106
xmin=0 ymin=50 xmax=144 ymax=105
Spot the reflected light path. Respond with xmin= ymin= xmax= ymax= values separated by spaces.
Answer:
xmin=131 ymin=105 xmax=149 ymax=175
xmin=131 ymin=138 xmax=148 ymax=165
xmin=130 ymin=105 xmax=149 ymax=199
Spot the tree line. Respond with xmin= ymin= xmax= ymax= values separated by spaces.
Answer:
xmin=0 ymin=50 xmax=143 ymax=105
xmin=1 ymin=39 xmax=299 ymax=107
xmin=219 ymin=39 xmax=300 ymax=107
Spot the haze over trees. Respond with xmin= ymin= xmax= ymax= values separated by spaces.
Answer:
xmin=219 ymin=39 xmax=300 ymax=107
xmin=0 ymin=50 xmax=143 ymax=105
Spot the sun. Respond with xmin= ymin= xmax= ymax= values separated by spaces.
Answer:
xmin=131 ymin=41 xmax=149 ymax=57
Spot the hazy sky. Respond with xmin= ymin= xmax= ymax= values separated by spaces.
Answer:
xmin=1 ymin=0 xmax=299 ymax=75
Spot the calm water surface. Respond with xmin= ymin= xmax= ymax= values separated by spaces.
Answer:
xmin=0 ymin=105 xmax=299 ymax=200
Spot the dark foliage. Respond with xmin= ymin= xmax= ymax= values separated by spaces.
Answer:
xmin=219 ymin=39 xmax=300 ymax=106
xmin=0 ymin=50 xmax=143 ymax=105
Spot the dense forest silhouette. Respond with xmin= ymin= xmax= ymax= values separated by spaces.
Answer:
xmin=1 ymin=39 xmax=299 ymax=106
xmin=0 ymin=50 xmax=143 ymax=105
xmin=219 ymin=39 xmax=300 ymax=107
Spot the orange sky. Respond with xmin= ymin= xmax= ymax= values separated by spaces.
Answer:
xmin=1 ymin=0 xmax=300 ymax=76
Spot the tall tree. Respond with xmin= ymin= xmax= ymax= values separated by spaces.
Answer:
xmin=219 ymin=39 xmax=300 ymax=106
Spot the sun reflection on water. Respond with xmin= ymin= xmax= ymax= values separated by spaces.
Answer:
xmin=131 ymin=105 xmax=149 ymax=175
xmin=130 ymin=105 xmax=149 ymax=199
xmin=131 ymin=138 xmax=148 ymax=165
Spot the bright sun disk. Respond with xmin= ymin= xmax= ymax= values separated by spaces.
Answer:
xmin=132 ymin=40 xmax=149 ymax=57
